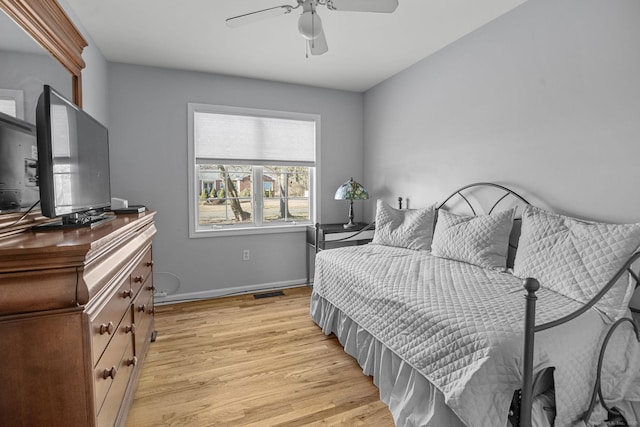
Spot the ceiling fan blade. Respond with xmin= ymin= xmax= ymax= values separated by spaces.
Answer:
xmin=328 ymin=0 xmax=398 ymax=13
xmin=226 ymin=5 xmax=293 ymax=28
xmin=308 ymin=30 xmax=328 ymax=55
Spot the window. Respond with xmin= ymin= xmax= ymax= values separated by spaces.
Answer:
xmin=0 ymin=89 xmax=25 ymax=120
xmin=188 ymin=103 xmax=319 ymax=237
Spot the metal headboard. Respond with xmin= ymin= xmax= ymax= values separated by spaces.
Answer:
xmin=436 ymin=182 xmax=531 ymax=214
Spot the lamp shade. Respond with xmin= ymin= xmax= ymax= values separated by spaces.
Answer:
xmin=334 ymin=177 xmax=369 ymax=200
xmin=298 ymin=10 xmax=323 ymax=40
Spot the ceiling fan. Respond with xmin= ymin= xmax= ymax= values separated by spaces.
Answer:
xmin=226 ymin=0 xmax=399 ymax=56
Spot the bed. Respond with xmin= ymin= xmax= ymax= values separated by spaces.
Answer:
xmin=310 ymin=183 xmax=640 ymax=427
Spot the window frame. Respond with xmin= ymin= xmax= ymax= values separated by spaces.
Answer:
xmin=187 ymin=103 xmax=321 ymax=238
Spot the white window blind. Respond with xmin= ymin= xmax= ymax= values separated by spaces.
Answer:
xmin=194 ymin=111 xmax=316 ymax=166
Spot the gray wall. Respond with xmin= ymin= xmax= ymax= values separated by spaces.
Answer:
xmin=364 ymin=0 xmax=640 ymax=224
xmin=79 ymin=41 xmax=109 ymax=126
xmin=59 ymin=0 xmax=109 ymax=126
xmin=107 ymin=63 xmax=364 ymax=298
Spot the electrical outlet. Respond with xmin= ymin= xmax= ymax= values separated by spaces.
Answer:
xmin=243 ymin=249 xmax=250 ymax=261
xmin=155 ymin=291 xmax=167 ymax=297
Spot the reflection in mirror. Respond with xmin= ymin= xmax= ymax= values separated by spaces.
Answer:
xmin=0 ymin=88 xmax=24 ymax=119
xmin=0 ymin=9 xmax=72 ymax=125
xmin=0 ymin=112 xmax=38 ymax=212
xmin=0 ymin=8 xmax=71 ymax=221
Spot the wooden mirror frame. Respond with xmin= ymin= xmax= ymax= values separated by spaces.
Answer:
xmin=0 ymin=0 xmax=87 ymax=106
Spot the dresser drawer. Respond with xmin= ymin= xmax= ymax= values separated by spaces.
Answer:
xmin=90 ymin=279 xmax=135 ymax=367
xmin=93 ymin=318 xmax=136 ymax=416
xmin=133 ymin=289 xmax=154 ymax=356
xmin=130 ymin=247 xmax=153 ymax=295
xmin=96 ymin=339 xmax=136 ymax=427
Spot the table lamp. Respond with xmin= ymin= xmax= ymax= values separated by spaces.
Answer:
xmin=334 ymin=177 xmax=369 ymax=229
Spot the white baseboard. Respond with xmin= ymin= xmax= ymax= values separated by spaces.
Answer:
xmin=154 ymin=278 xmax=308 ymax=305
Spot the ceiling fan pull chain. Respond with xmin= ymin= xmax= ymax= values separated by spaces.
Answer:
xmin=311 ymin=7 xmax=316 ymax=47
xmin=312 ymin=5 xmax=317 ymax=50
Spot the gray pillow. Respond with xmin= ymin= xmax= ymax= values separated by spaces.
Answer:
xmin=431 ymin=208 xmax=515 ymax=271
xmin=372 ymin=200 xmax=435 ymax=251
xmin=513 ymin=205 xmax=640 ymax=320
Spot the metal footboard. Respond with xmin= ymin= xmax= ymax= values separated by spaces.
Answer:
xmin=519 ymin=251 xmax=640 ymax=427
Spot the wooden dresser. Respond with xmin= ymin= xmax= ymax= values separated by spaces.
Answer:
xmin=0 ymin=212 xmax=157 ymax=427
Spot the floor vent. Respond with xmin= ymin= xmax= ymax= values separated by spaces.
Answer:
xmin=253 ymin=291 xmax=285 ymax=299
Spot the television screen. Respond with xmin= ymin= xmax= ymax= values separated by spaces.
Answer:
xmin=36 ymin=85 xmax=111 ymax=219
xmin=0 ymin=112 xmax=39 ymax=211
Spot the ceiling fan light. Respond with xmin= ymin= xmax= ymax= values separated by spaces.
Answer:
xmin=298 ymin=11 xmax=323 ymax=40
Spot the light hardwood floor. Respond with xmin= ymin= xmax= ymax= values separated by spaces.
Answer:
xmin=126 ymin=286 xmax=394 ymax=426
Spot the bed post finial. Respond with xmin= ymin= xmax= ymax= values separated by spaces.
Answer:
xmin=520 ymin=277 xmax=539 ymax=427
xmin=523 ymin=277 xmax=540 ymax=294
xmin=398 ymin=197 xmax=403 ymax=210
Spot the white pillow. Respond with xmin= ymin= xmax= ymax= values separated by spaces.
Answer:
xmin=431 ymin=208 xmax=515 ymax=271
xmin=513 ymin=205 xmax=640 ymax=320
xmin=372 ymin=200 xmax=435 ymax=251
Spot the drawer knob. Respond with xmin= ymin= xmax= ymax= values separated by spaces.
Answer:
xmin=125 ymin=323 xmax=136 ymax=334
xmin=137 ymin=304 xmax=147 ymax=313
xmin=102 ymin=366 xmax=117 ymax=380
xmin=127 ymin=356 xmax=138 ymax=367
xmin=145 ymin=260 xmax=154 ymax=267
xmin=134 ymin=275 xmax=144 ymax=283
xmin=99 ymin=321 xmax=115 ymax=335
xmin=123 ymin=289 xmax=134 ymax=299
xmin=146 ymin=284 xmax=155 ymax=292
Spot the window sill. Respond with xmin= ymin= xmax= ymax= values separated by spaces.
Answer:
xmin=189 ymin=222 xmax=310 ymax=238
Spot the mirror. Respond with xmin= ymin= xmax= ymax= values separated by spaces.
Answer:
xmin=0 ymin=10 xmax=72 ymax=123
xmin=0 ymin=0 xmax=87 ymax=230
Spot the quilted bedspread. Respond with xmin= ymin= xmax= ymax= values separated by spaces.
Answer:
xmin=311 ymin=244 xmax=640 ymax=427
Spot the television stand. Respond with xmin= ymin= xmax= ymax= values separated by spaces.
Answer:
xmin=33 ymin=212 xmax=115 ymax=230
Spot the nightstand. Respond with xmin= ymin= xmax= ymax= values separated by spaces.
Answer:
xmin=306 ymin=222 xmax=375 ymax=284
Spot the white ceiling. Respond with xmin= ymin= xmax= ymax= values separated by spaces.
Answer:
xmin=62 ymin=0 xmax=526 ymax=92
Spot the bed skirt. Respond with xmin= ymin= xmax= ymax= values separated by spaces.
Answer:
xmin=310 ymin=292 xmax=554 ymax=427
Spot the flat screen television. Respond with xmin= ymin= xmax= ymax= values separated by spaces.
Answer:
xmin=0 ymin=112 xmax=39 ymax=211
xmin=35 ymin=85 xmax=112 ymax=227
